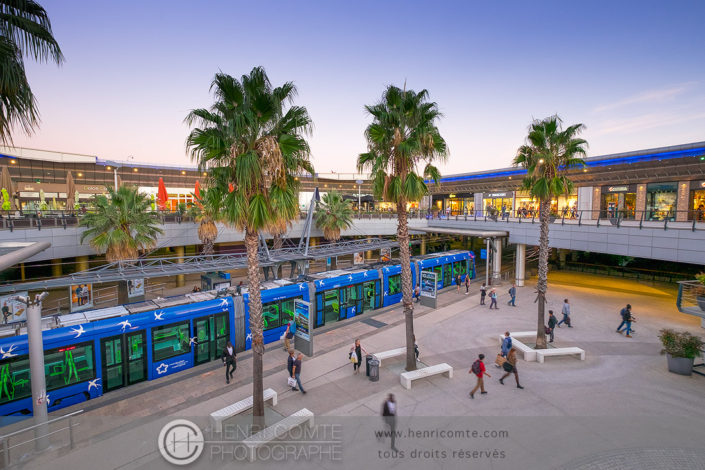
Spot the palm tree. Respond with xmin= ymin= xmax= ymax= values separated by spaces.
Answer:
xmin=188 ymin=187 xmax=224 ymax=255
xmin=80 ymin=185 xmax=164 ymax=262
xmin=513 ymin=115 xmax=587 ymax=349
xmin=186 ymin=67 xmax=313 ymax=428
xmin=357 ymin=85 xmax=447 ymax=371
xmin=0 ymin=0 xmax=63 ymax=144
xmin=315 ymin=190 xmax=353 ymax=242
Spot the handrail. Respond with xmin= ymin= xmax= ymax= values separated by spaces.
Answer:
xmin=0 ymin=409 xmax=83 ymax=439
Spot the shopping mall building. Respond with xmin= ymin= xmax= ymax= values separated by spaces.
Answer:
xmin=1 ymin=141 xmax=704 ymax=221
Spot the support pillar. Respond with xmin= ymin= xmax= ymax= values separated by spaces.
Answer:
xmin=515 ymin=244 xmax=526 ymax=287
xmin=492 ymin=238 xmax=502 ymax=282
xmin=420 ymin=237 xmax=426 ymax=255
xmin=76 ymin=256 xmax=89 ymax=272
xmin=20 ymin=263 xmax=26 ymax=281
xmin=25 ymin=295 xmax=49 ymax=450
xmin=485 ymin=238 xmax=490 ymax=287
xmin=175 ymin=246 xmax=185 ymax=287
xmin=51 ymin=259 xmax=62 ymax=278
xmin=559 ymin=249 xmax=567 ymax=269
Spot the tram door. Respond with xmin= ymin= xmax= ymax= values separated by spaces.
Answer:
xmin=193 ymin=313 xmax=229 ymax=365
xmin=100 ymin=331 xmax=147 ymax=392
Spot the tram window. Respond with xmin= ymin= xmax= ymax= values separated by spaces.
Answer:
xmin=280 ymin=297 xmax=302 ymax=326
xmin=453 ymin=261 xmax=467 ymax=278
xmin=322 ymin=290 xmax=339 ymax=317
xmin=152 ymin=321 xmax=191 ymax=362
xmin=44 ymin=342 xmax=96 ymax=392
xmin=388 ymin=274 xmax=401 ymax=295
xmin=263 ymin=302 xmax=280 ymax=330
xmin=0 ymin=355 xmax=31 ymax=404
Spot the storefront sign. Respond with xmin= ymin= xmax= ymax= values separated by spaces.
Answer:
xmin=70 ymin=283 xmax=94 ymax=312
xmin=127 ymin=278 xmax=145 ymax=298
xmin=480 ymin=249 xmax=487 ymax=260
xmin=0 ymin=292 xmax=28 ymax=324
xmin=485 ymin=192 xmax=511 ymax=198
xmin=420 ymin=271 xmax=437 ymax=299
xmin=607 ymin=186 xmax=628 ymax=192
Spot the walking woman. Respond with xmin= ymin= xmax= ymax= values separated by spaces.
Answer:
xmin=349 ymin=339 xmax=368 ymax=375
xmin=498 ymin=348 xmax=523 ymax=389
xmin=222 ymin=341 xmax=236 ymax=384
xmin=480 ymin=283 xmax=487 ymax=305
xmin=456 ymin=274 xmax=462 ymax=294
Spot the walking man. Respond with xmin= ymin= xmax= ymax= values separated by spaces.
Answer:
xmin=287 ymin=350 xmax=298 ymax=391
xmin=469 ymin=354 xmax=490 ymax=399
xmin=547 ymin=310 xmax=557 ymax=343
xmin=465 ymin=275 xmax=470 ymax=294
xmin=456 ymin=274 xmax=462 ymax=294
xmin=557 ymin=299 xmax=572 ymax=327
xmin=291 ymin=353 xmax=306 ymax=394
xmin=381 ymin=394 xmax=398 ymax=451
xmin=480 ymin=283 xmax=487 ymax=305
xmin=222 ymin=341 xmax=236 ymax=384
xmin=489 ymin=289 xmax=498 ymax=309
xmin=616 ymin=304 xmax=633 ymax=338
xmin=283 ymin=317 xmax=296 ymax=351
xmin=508 ymin=283 xmax=517 ymax=307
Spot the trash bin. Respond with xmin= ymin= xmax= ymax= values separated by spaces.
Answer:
xmin=365 ymin=354 xmax=374 ymax=377
xmin=368 ymin=358 xmax=380 ymax=382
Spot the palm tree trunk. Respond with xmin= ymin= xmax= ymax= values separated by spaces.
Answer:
xmin=245 ymin=228 xmax=265 ymax=430
xmin=396 ymin=200 xmax=416 ymax=371
xmin=535 ymin=198 xmax=550 ymax=349
xmin=202 ymin=240 xmax=214 ymax=255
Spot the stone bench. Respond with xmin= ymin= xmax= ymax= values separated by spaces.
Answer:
xmin=400 ymin=363 xmax=453 ymax=390
xmin=210 ymin=388 xmax=278 ymax=433
xmin=536 ymin=347 xmax=585 ymax=363
xmin=373 ymin=347 xmax=406 ymax=365
xmin=498 ymin=333 xmax=538 ymax=362
xmin=243 ymin=408 xmax=314 ymax=462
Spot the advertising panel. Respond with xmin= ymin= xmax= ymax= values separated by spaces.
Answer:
xmin=70 ymin=283 xmax=94 ymax=312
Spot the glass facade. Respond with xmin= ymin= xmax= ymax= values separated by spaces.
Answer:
xmin=601 ymin=189 xmax=636 ymax=219
xmin=690 ymin=183 xmax=705 ymax=220
xmin=152 ymin=321 xmax=191 ymax=362
xmin=646 ymin=182 xmax=677 ymax=221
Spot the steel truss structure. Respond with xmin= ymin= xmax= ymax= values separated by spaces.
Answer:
xmin=0 ymin=237 xmax=398 ymax=293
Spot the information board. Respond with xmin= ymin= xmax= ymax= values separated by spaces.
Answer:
xmin=0 ymin=291 xmax=28 ymax=324
xmin=420 ymin=271 xmax=437 ymax=299
xmin=294 ymin=299 xmax=310 ymax=341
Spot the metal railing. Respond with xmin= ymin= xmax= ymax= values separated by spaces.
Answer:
xmin=558 ymin=262 xmax=694 ymax=284
xmin=676 ymin=280 xmax=705 ymax=315
xmin=0 ymin=209 xmax=192 ymax=231
xmin=427 ymin=209 xmax=705 ymax=231
xmin=0 ymin=410 xmax=83 ymax=467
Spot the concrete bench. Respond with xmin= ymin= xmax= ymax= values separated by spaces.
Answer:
xmin=373 ymin=347 xmax=405 ymax=365
xmin=498 ymin=333 xmax=537 ymax=362
xmin=243 ymin=408 xmax=314 ymax=462
xmin=210 ymin=388 xmax=278 ymax=433
xmin=536 ymin=347 xmax=585 ymax=363
xmin=400 ymin=363 xmax=453 ymax=390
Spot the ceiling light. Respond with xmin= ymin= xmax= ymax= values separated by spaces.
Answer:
xmin=133 ymin=168 xmax=138 ymax=172
xmin=106 ymin=166 xmax=111 ymax=170
xmin=77 ymin=173 xmax=83 ymax=177
xmin=181 ymin=170 xmax=186 ymax=175
xmin=202 ymin=172 xmax=207 ymax=176
xmin=10 ymin=160 xmax=16 ymax=164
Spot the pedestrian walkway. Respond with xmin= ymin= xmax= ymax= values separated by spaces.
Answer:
xmin=25 ymin=274 xmax=705 ymax=470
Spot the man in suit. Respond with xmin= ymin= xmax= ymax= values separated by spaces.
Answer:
xmin=222 ymin=341 xmax=236 ymax=384
xmin=381 ymin=394 xmax=398 ymax=452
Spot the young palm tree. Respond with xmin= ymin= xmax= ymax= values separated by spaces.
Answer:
xmin=79 ymin=185 xmax=163 ymax=262
xmin=358 ymin=85 xmax=447 ymax=371
xmin=513 ymin=115 xmax=587 ymax=349
xmin=186 ymin=67 xmax=313 ymax=428
xmin=0 ymin=0 xmax=63 ymax=144
xmin=315 ymin=190 xmax=353 ymax=242
xmin=188 ymin=187 xmax=224 ymax=255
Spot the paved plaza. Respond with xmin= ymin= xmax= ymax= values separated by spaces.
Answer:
xmin=21 ymin=272 xmax=705 ymax=470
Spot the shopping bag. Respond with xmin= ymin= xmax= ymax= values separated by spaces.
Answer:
xmin=495 ymin=354 xmax=506 ymax=367
xmin=350 ymin=353 xmax=358 ymax=364
xmin=287 ymin=376 xmax=297 ymax=388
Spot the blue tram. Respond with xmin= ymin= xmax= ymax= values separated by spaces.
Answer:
xmin=0 ymin=250 xmax=474 ymax=418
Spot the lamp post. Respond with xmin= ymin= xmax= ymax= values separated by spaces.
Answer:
xmin=355 ymin=179 xmax=363 ymax=216
xmin=11 ymin=292 xmax=50 ymax=451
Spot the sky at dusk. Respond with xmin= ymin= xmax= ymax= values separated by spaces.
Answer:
xmin=11 ymin=0 xmax=705 ymax=175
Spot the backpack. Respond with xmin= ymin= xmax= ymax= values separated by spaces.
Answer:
xmin=508 ymin=289 xmax=512 ymax=295
xmin=471 ymin=360 xmax=482 ymax=375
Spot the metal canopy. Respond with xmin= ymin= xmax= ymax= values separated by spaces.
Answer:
xmin=0 ymin=237 xmax=398 ymax=293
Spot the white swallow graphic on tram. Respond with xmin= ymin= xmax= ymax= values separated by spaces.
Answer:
xmin=298 ymin=284 xmax=306 ymax=291
xmin=88 ymin=378 xmax=101 ymax=391
xmin=246 ymin=332 xmax=252 ymax=342
xmin=154 ymin=311 xmax=164 ymax=321
xmin=189 ymin=336 xmax=198 ymax=346
xmin=347 ymin=275 xmax=353 ymax=281
xmin=318 ymin=280 xmax=325 ymax=288
xmin=118 ymin=320 xmax=132 ymax=332
xmin=0 ymin=344 xmax=17 ymax=359
xmin=71 ymin=325 xmax=85 ymax=338
xmin=363 ymin=272 xmax=368 ymax=277
xmin=219 ymin=299 xmax=229 ymax=308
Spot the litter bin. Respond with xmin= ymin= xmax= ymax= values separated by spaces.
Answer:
xmin=368 ymin=358 xmax=380 ymax=382
xmin=365 ymin=354 xmax=374 ymax=376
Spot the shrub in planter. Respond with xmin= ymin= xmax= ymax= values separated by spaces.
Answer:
xmin=659 ymin=329 xmax=704 ymax=376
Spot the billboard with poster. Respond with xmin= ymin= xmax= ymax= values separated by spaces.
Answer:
xmin=380 ymin=247 xmax=391 ymax=262
xmin=0 ymin=292 xmax=28 ymax=324
xmin=420 ymin=271 xmax=437 ymax=299
xmin=353 ymin=252 xmax=364 ymax=265
xmin=127 ymin=278 xmax=145 ymax=298
xmin=70 ymin=283 xmax=94 ymax=312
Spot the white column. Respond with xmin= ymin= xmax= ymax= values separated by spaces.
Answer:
xmin=515 ymin=243 xmax=526 ymax=287
xmin=23 ymin=294 xmax=49 ymax=450
xmin=492 ymin=238 xmax=502 ymax=282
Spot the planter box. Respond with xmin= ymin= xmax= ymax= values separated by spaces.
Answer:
xmin=697 ymin=296 xmax=705 ymax=312
xmin=666 ymin=354 xmax=694 ymax=376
